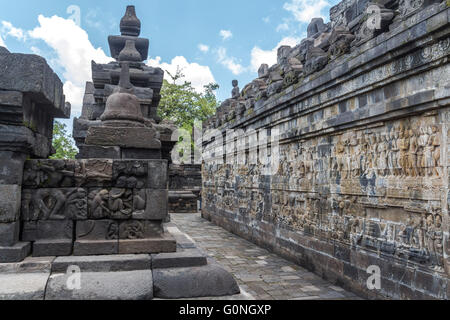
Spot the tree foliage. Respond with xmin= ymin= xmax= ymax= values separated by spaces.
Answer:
xmin=50 ymin=121 xmax=78 ymax=159
xmin=158 ymin=68 xmax=219 ymax=132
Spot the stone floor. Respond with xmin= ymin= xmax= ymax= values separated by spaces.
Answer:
xmin=171 ymin=213 xmax=362 ymax=300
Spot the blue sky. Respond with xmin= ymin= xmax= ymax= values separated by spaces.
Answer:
xmin=0 ymin=0 xmax=338 ymax=131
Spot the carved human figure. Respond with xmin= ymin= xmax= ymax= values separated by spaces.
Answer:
xmin=34 ymin=189 xmax=67 ymax=220
xmin=424 ymin=126 xmax=434 ymax=176
xmin=407 ymin=129 xmax=418 ymax=177
xmin=231 ymin=80 xmax=240 ymax=99
xmin=398 ymin=128 xmax=410 ymax=177
xmin=418 ymin=127 xmax=429 ymax=176
xmin=90 ymin=189 xmax=110 ymax=218
xmin=431 ymin=125 xmax=441 ymax=176
xmin=377 ymin=133 xmax=388 ymax=176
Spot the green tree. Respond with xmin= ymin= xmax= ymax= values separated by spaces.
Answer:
xmin=158 ymin=68 xmax=219 ymax=131
xmin=158 ymin=68 xmax=220 ymax=163
xmin=50 ymin=121 xmax=78 ymax=159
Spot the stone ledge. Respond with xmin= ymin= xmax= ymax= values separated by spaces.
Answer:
xmin=153 ymin=264 xmax=240 ymax=299
xmin=151 ymin=249 xmax=207 ymax=269
xmin=0 ymin=272 xmax=50 ymax=300
xmin=51 ymin=254 xmax=151 ymax=273
xmin=45 ymin=270 xmax=154 ymax=300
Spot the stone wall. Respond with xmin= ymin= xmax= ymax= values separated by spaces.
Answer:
xmin=19 ymin=159 xmax=174 ymax=257
xmin=202 ymin=1 xmax=450 ymax=299
xmin=0 ymin=47 xmax=70 ymax=262
xmin=169 ymin=164 xmax=201 ymax=213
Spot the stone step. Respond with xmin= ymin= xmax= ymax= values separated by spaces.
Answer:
xmin=45 ymin=270 xmax=153 ymax=300
xmin=51 ymin=254 xmax=151 ymax=273
xmin=151 ymin=249 xmax=207 ymax=269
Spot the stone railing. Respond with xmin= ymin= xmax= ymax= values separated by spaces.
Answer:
xmin=202 ymin=0 xmax=450 ymax=299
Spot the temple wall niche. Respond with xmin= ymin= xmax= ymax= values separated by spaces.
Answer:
xmin=202 ymin=0 xmax=450 ymax=299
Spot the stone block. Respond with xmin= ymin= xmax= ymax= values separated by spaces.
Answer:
xmin=76 ymin=145 xmax=121 ymax=160
xmin=118 ymin=236 xmax=176 ymax=254
xmin=45 ymin=270 xmax=153 ymax=300
xmin=113 ymin=160 xmax=148 ymax=188
xmin=0 ymin=221 xmax=20 ymax=246
xmin=132 ymin=189 xmax=168 ymax=220
xmin=0 ymin=185 xmax=21 ymax=223
xmin=0 ymin=273 xmax=50 ymax=300
xmin=119 ymin=220 xmax=163 ymax=239
xmin=87 ymin=188 xmax=133 ymax=220
xmin=153 ymin=264 xmax=240 ymax=299
xmin=32 ymin=239 xmax=73 ymax=257
xmin=76 ymin=220 xmax=118 ymax=240
xmin=148 ymin=160 xmax=168 ymax=189
xmin=36 ymin=220 xmax=73 ymax=240
xmin=23 ymin=159 xmax=76 ymax=188
xmin=151 ymin=249 xmax=207 ymax=269
xmin=0 ymin=242 xmax=31 ymax=263
xmin=85 ymin=126 xmax=161 ymax=149
xmin=74 ymin=159 xmax=113 ymax=187
xmin=0 ymin=51 xmax=68 ymax=117
xmin=121 ymin=148 xmax=161 ymax=160
xmin=52 ymin=254 xmax=151 ymax=273
xmin=0 ymin=151 xmax=26 ymax=184
xmin=73 ymin=240 xmax=118 ymax=256
xmin=0 ymin=256 xmax=55 ymax=274
xmin=0 ymin=54 xmax=70 ymax=118
xmin=21 ymin=188 xmax=87 ymax=221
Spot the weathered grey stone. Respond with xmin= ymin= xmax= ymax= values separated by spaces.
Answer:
xmin=153 ymin=264 xmax=240 ymax=299
xmin=52 ymin=254 xmax=151 ymax=273
xmin=0 ymin=256 xmax=55 ymax=274
xmin=121 ymin=148 xmax=161 ymax=159
xmin=118 ymin=235 xmax=176 ymax=254
xmin=0 ymin=221 xmax=20 ymax=246
xmin=32 ymin=239 xmax=73 ymax=257
xmin=0 ymin=185 xmax=21 ymax=223
xmin=151 ymin=249 xmax=207 ymax=269
xmin=36 ymin=220 xmax=73 ymax=240
xmin=85 ymin=125 xmax=161 ymax=149
xmin=73 ymin=240 xmax=118 ymax=256
xmin=0 ymin=273 xmax=50 ymax=300
xmin=0 ymin=151 xmax=26 ymax=185
xmin=76 ymin=220 xmax=118 ymax=240
xmin=133 ymin=189 xmax=168 ymax=220
xmin=76 ymin=145 xmax=121 ymax=159
xmin=148 ymin=160 xmax=168 ymax=189
xmin=45 ymin=270 xmax=153 ymax=300
xmin=0 ymin=51 xmax=68 ymax=117
xmin=119 ymin=220 xmax=163 ymax=239
xmin=0 ymin=242 xmax=31 ymax=263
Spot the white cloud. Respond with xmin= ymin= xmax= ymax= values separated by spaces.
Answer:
xmin=250 ymin=36 xmax=300 ymax=72
xmin=263 ymin=17 xmax=270 ymax=24
xmin=147 ymin=56 xmax=215 ymax=93
xmin=198 ymin=44 xmax=209 ymax=53
xmin=219 ymin=30 xmax=233 ymax=41
xmin=216 ymin=47 xmax=245 ymax=75
xmin=283 ymin=0 xmax=330 ymax=23
xmin=1 ymin=21 xmax=25 ymax=40
xmin=0 ymin=35 xmax=6 ymax=48
xmin=28 ymin=15 xmax=113 ymax=112
xmin=276 ymin=23 xmax=289 ymax=32
xmin=30 ymin=46 xmax=41 ymax=55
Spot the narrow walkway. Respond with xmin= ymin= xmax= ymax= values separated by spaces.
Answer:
xmin=171 ymin=213 xmax=361 ymax=300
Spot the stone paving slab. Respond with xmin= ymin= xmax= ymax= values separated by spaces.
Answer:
xmin=0 ymin=273 xmax=50 ymax=300
xmin=171 ymin=213 xmax=362 ymax=300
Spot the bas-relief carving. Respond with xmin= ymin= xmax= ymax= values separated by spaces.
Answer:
xmin=88 ymin=188 xmax=133 ymax=220
xmin=21 ymin=188 xmax=87 ymax=221
xmin=202 ymin=112 xmax=448 ymax=272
